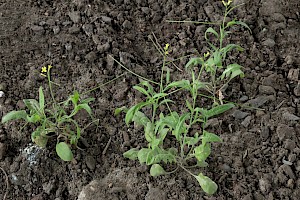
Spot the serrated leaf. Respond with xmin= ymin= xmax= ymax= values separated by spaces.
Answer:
xmin=150 ymin=164 xmax=166 ymax=177
xmin=220 ymin=64 xmax=244 ymax=80
xmin=194 ymin=173 xmax=218 ymax=195
xmin=56 ymin=142 xmax=73 ymax=161
xmin=185 ymin=132 xmax=200 ymax=146
xmin=123 ymin=148 xmax=139 ymax=160
xmin=202 ymin=130 xmax=222 ymax=144
xmin=1 ymin=110 xmax=27 ymax=123
xmin=194 ymin=143 xmax=211 ymax=163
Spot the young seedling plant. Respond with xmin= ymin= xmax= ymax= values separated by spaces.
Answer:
xmin=120 ymin=1 xmax=250 ymax=195
xmin=1 ymin=65 xmax=95 ymax=161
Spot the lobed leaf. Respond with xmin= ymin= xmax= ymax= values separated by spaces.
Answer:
xmin=201 ymin=130 xmax=222 ymax=144
xmin=138 ymin=148 xmax=151 ymax=164
xmin=194 ymin=143 xmax=211 ymax=163
xmin=220 ymin=64 xmax=244 ymax=81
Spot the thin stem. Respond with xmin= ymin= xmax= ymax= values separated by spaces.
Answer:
xmin=110 ymin=55 xmax=159 ymax=85
xmin=82 ymin=73 xmax=126 ymax=95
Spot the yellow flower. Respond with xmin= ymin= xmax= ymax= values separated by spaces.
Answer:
xmin=41 ymin=66 xmax=47 ymax=73
xmin=164 ymin=43 xmax=170 ymax=55
xmin=204 ymin=52 xmax=210 ymax=58
xmin=48 ymin=65 xmax=53 ymax=71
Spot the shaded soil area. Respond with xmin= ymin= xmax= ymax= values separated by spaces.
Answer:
xmin=1 ymin=0 xmax=300 ymax=199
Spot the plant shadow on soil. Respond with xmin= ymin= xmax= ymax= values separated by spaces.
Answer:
xmin=1 ymin=0 xmax=300 ymax=199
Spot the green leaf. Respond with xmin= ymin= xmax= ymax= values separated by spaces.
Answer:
xmin=220 ymin=64 xmax=244 ymax=80
xmin=159 ymin=99 xmax=174 ymax=106
xmin=125 ymin=101 xmax=150 ymax=125
xmin=194 ymin=143 xmax=211 ymax=163
xmin=150 ymin=164 xmax=166 ymax=177
xmin=71 ymin=91 xmax=80 ymax=106
xmin=146 ymin=147 xmax=175 ymax=165
xmin=195 ymin=173 xmax=218 ymax=195
xmin=1 ymin=110 xmax=27 ymax=123
xmin=34 ymin=135 xmax=48 ymax=148
xmin=205 ymin=27 xmax=219 ymax=40
xmin=23 ymin=99 xmax=40 ymax=113
xmin=152 ymin=93 xmax=168 ymax=100
xmin=145 ymin=122 xmax=155 ymax=143
xmin=220 ymin=44 xmax=243 ymax=60
xmin=31 ymin=126 xmax=48 ymax=147
xmin=185 ymin=132 xmax=200 ymax=146
xmin=213 ymin=51 xmax=222 ymax=67
xmin=56 ymin=142 xmax=73 ymax=161
xmin=138 ymin=148 xmax=151 ymax=164
xmin=185 ymin=58 xmax=204 ymax=70
xmin=140 ymin=81 xmax=154 ymax=95
xmin=76 ymin=103 xmax=93 ymax=116
xmin=133 ymin=85 xmax=149 ymax=96
xmin=132 ymin=111 xmax=150 ymax=127
xmin=39 ymin=86 xmax=45 ymax=111
xmin=174 ymin=113 xmax=189 ymax=140
xmin=80 ymin=97 xmax=95 ymax=104
xmin=165 ymin=80 xmax=191 ymax=91
xmin=114 ymin=106 xmax=127 ymax=116
xmin=202 ymin=130 xmax=222 ymax=144
xmin=203 ymin=103 xmax=235 ymax=119
xmin=26 ymin=113 xmax=41 ymax=123
xmin=226 ymin=20 xmax=252 ymax=33
xmin=123 ymin=148 xmax=139 ymax=160
xmin=186 ymin=100 xmax=193 ymax=112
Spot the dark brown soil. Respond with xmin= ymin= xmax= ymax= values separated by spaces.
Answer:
xmin=1 ymin=0 xmax=300 ymax=199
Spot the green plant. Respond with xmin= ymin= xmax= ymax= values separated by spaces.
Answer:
xmin=119 ymin=1 xmax=250 ymax=195
xmin=1 ymin=65 xmax=95 ymax=161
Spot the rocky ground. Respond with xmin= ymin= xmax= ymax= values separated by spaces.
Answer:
xmin=0 ymin=0 xmax=300 ymax=199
